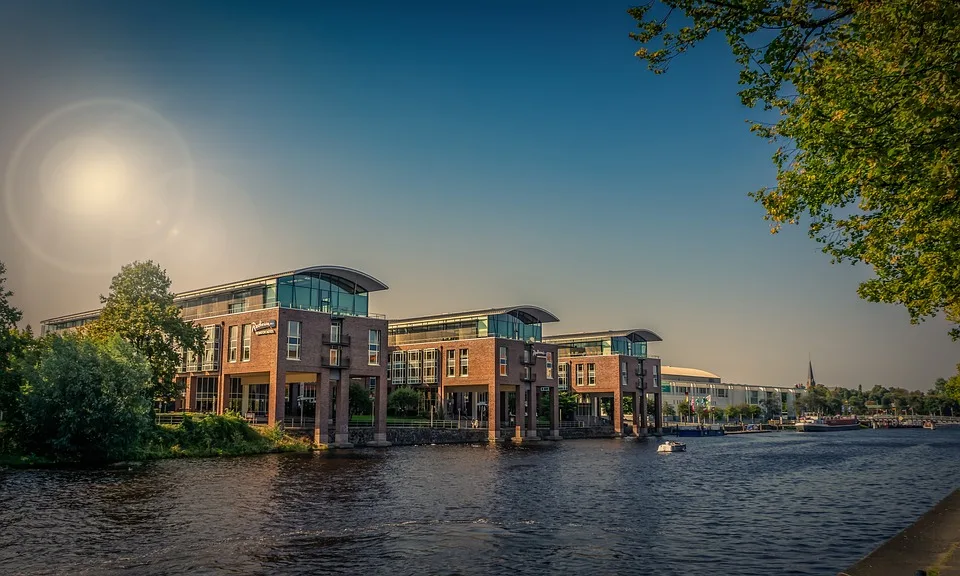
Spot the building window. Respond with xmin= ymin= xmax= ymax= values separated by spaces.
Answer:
xmin=368 ymin=330 xmax=380 ymax=365
xmin=716 ymin=388 xmax=728 ymax=398
xmin=621 ymin=362 xmax=627 ymax=387
xmin=558 ymin=362 xmax=568 ymax=390
xmin=228 ymin=326 xmax=238 ymax=363
xmin=575 ymin=364 xmax=584 ymax=386
xmin=228 ymin=377 xmax=243 ymax=412
xmin=447 ymin=349 xmax=456 ymax=377
xmin=241 ymin=324 xmax=251 ymax=361
xmin=390 ymin=351 xmax=406 ymax=385
xmin=499 ymin=346 xmax=507 ymax=377
xmin=330 ymin=348 xmax=340 ymax=367
xmin=587 ymin=363 xmax=596 ymax=386
xmin=369 ymin=377 xmax=377 ymax=393
xmin=201 ymin=325 xmax=221 ymax=371
xmin=330 ymin=321 xmax=342 ymax=344
xmin=750 ymin=390 xmax=759 ymax=404
xmin=546 ymin=352 xmax=553 ymax=379
xmin=195 ymin=377 xmax=217 ymax=412
xmin=695 ymin=387 xmax=709 ymax=395
xmin=408 ymin=350 xmax=422 ymax=384
xmin=459 ymin=349 xmax=469 ymax=377
xmin=287 ymin=321 xmax=301 ymax=360
xmin=423 ymin=349 xmax=438 ymax=384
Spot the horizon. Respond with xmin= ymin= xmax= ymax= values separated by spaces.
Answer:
xmin=1 ymin=0 xmax=956 ymax=392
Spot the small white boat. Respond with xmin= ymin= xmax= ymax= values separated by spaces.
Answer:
xmin=657 ymin=441 xmax=686 ymax=453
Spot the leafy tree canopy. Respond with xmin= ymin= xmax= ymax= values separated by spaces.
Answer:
xmin=86 ymin=261 xmax=205 ymax=401
xmin=0 ymin=262 xmax=27 ymax=424
xmin=630 ymin=0 xmax=960 ymax=338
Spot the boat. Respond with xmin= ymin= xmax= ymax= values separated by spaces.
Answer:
xmin=657 ymin=441 xmax=686 ymax=453
xmin=795 ymin=415 xmax=861 ymax=432
xmin=923 ymin=421 xmax=936 ymax=430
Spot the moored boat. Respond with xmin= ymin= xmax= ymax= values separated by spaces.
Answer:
xmin=657 ymin=441 xmax=686 ymax=453
xmin=795 ymin=415 xmax=860 ymax=432
xmin=923 ymin=420 xmax=936 ymax=430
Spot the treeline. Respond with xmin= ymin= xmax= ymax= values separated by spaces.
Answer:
xmin=0 ymin=261 xmax=308 ymax=465
xmin=798 ymin=383 xmax=959 ymax=417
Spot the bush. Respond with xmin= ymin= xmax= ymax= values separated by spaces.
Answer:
xmin=388 ymin=387 xmax=420 ymax=417
xmin=349 ymin=381 xmax=372 ymax=415
xmin=137 ymin=413 xmax=310 ymax=459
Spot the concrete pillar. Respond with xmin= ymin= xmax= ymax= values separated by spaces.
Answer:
xmin=268 ymin=370 xmax=286 ymax=427
xmin=514 ymin=386 xmax=525 ymax=442
xmin=370 ymin=376 xmax=390 ymax=447
xmin=639 ymin=390 xmax=648 ymax=437
xmin=487 ymin=382 xmax=499 ymax=443
xmin=631 ymin=390 xmax=641 ymax=437
xmin=313 ymin=376 xmax=328 ymax=445
xmin=654 ymin=391 xmax=663 ymax=436
xmin=548 ymin=385 xmax=562 ymax=440
xmin=612 ymin=389 xmax=622 ymax=437
xmin=526 ymin=383 xmax=539 ymax=440
xmin=334 ymin=377 xmax=353 ymax=447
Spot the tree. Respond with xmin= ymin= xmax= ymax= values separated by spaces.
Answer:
xmin=387 ymin=387 xmax=420 ymax=417
xmin=630 ymin=0 xmax=960 ymax=339
xmin=725 ymin=405 xmax=740 ymax=422
xmin=946 ymin=364 xmax=960 ymax=404
xmin=662 ymin=402 xmax=676 ymax=419
xmin=349 ymin=381 xmax=372 ymax=416
xmin=17 ymin=334 xmax=153 ymax=462
xmin=677 ymin=402 xmax=692 ymax=421
xmin=0 ymin=262 xmax=26 ymax=427
xmin=559 ymin=391 xmax=579 ymax=420
xmin=86 ymin=261 xmax=205 ymax=402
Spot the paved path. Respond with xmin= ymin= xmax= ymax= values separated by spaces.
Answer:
xmin=840 ymin=488 xmax=960 ymax=576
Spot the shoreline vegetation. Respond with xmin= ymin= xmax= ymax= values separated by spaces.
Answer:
xmin=0 ymin=413 xmax=312 ymax=469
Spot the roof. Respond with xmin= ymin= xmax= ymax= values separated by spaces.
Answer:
xmin=661 ymin=366 xmax=721 ymax=380
xmin=42 ymin=264 xmax=388 ymax=324
xmin=544 ymin=329 xmax=663 ymax=343
xmin=390 ymin=305 xmax=560 ymax=326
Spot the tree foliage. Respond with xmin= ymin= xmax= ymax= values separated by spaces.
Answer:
xmin=87 ymin=261 xmax=205 ymax=401
xmin=17 ymin=334 xmax=154 ymax=462
xmin=387 ymin=386 xmax=420 ymax=417
xmin=797 ymin=381 xmax=958 ymax=415
xmin=349 ymin=381 xmax=373 ymax=416
xmin=0 ymin=262 xmax=27 ymax=425
xmin=630 ymin=0 xmax=960 ymax=338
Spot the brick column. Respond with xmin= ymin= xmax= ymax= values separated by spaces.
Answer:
xmin=217 ymin=373 xmax=228 ymax=414
xmin=314 ymin=375 xmax=330 ymax=445
xmin=487 ymin=382 xmax=499 ymax=443
xmin=612 ymin=388 xmax=622 ymax=437
xmin=370 ymin=376 xmax=390 ymax=447
xmin=513 ymin=386 xmax=524 ymax=442
xmin=268 ymin=370 xmax=286 ymax=427
xmin=185 ymin=377 xmax=196 ymax=413
xmin=654 ymin=391 xmax=663 ymax=435
xmin=631 ymin=390 xmax=640 ymax=437
xmin=548 ymin=385 xmax=562 ymax=440
xmin=640 ymin=390 xmax=649 ymax=435
xmin=526 ymin=383 xmax=538 ymax=440
xmin=334 ymin=377 xmax=353 ymax=447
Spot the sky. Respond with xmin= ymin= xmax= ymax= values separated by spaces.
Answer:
xmin=0 ymin=0 xmax=955 ymax=391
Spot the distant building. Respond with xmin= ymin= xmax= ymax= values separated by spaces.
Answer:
xmin=660 ymin=366 xmax=800 ymax=419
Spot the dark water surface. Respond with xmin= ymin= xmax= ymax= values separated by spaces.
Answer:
xmin=2 ymin=428 xmax=958 ymax=575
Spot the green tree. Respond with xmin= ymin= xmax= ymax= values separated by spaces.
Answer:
xmin=387 ymin=387 xmax=420 ymax=417
xmin=0 ymin=262 xmax=26 ymax=428
xmin=946 ymin=365 xmax=960 ymax=404
xmin=87 ymin=261 xmax=205 ymax=402
xmin=677 ymin=402 xmax=692 ymax=421
xmin=725 ymin=405 xmax=740 ymax=422
xmin=630 ymin=0 xmax=960 ymax=339
xmin=559 ymin=391 xmax=579 ymax=420
xmin=622 ymin=394 xmax=634 ymax=415
xmin=747 ymin=404 xmax=763 ymax=422
xmin=662 ymin=402 xmax=676 ymax=419
xmin=17 ymin=334 xmax=153 ymax=462
xmin=349 ymin=381 xmax=373 ymax=416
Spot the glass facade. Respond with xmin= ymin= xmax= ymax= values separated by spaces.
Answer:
xmin=389 ymin=312 xmax=543 ymax=346
xmin=487 ymin=314 xmax=541 ymax=342
xmin=554 ymin=336 xmax=648 ymax=358
xmin=276 ymin=273 xmax=369 ymax=316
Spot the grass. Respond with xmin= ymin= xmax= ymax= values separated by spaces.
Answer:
xmin=137 ymin=413 xmax=312 ymax=459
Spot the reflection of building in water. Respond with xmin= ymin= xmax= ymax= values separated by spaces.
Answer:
xmin=388 ymin=306 xmax=562 ymax=443
xmin=40 ymin=265 xmax=390 ymax=448
xmin=660 ymin=366 xmax=800 ymax=419
xmin=543 ymin=330 xmax=664 ymax=436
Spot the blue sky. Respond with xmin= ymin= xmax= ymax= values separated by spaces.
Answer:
xmin=0 ymin=0 xmax=955 ymax=389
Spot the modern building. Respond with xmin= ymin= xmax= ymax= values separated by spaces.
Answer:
xmin=40 ymin=265 xmax=391 ymax=448
xmin=387 ymin=306 xmax=562 ymax=443
xmin=660 ymin=366 xmax=801 ymax=420
xmin=542 ymin=329 xmax=664 ymax=436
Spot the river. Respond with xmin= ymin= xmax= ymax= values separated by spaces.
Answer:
xmin=1 ymin=428 xmax=958 ymax=575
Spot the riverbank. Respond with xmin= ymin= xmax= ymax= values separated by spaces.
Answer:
xmin=840 ymin=488 xmax=960 ymax=576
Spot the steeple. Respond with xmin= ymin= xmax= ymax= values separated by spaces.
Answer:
xmin=806 ymin=357 xmax=816 ymax=389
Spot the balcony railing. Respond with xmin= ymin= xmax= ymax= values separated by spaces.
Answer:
xmin=180 ymin=300 xmax=386 ymax=322
xmin=322 ymin=334 xmax=352 ymax=346
xmin=321 ymin=357 xmax=351 ymax=368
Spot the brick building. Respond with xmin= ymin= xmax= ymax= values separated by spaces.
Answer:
xmin=543 ymin=329 xmax=663 ymax=436
xmin=40 ymin=265 xmax=391 ymax=448
xmin=387 ymin=306 xmax=562 ymax=443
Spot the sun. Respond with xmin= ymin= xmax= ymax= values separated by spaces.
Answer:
xmin=41 ymin=136 xmax=131 ymax=216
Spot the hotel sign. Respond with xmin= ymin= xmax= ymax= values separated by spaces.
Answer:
xmin=252 ymin=320 xmax=277 ymax=335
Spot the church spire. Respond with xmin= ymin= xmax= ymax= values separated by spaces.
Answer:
xmin=806 ymin=356 xmax=816 ymax=389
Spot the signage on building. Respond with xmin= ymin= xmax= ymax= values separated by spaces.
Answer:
xmin=252 ymin=320 xmax=277 ymax=335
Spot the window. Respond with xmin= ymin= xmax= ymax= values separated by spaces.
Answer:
xmin=195 ymin=377 xmax=217 ymax=412
xmin=241 ymin=324 xmax=251 ymax=361
xmin=368 ymin=330 xmax=380 ymax=365
xmin=228 ymin=377 xmax=243 ymax=412
xmin=695 ymin=387 xmax=709 ymax=395
xmin=558 ymin=362 xmax=568 ymax=390
xmin=408 ymin=350 xmax=422 ymax=384
xmin=330 ymin=321 xmax=342 ymax=344
xmin=287 ymin=321 xmax=301 ymax=360
xmin=575 ymin=364 xmax=584 ymax=386
xmin=228 ymin=326 xmax=238 ymax=363
xmin=423 ymin=349 xmax=438 ymax=384
xmin=329 ymin=347 xmax=340 ymax=367
xmin=390 ymin=351 xmax=406 ymax=385
xmin=750 ymin=390 xmax=759 ymax=404
xmin=546 ymin=352 xmax=553 ymax=379
xmin=499 ymin=346 xmax=507 ymax=377
xmin=716 ymin=388 xmax=728 ymax=398
xmin=369 ymin=377 xmax=377 ymax=393
xmin=201 ymin=325 xmax=221 ymax=371
xmin=459 ymin=348 xmax=469 ymax=377
xmin=447 ymin=349 xmax=456 ymax=377
xmin=587 ymin=363 xmax=596 ymax=386
xmin=621 ymin=362 xmax=627 ymax=387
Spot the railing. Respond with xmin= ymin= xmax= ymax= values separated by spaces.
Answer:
xmin=322 ymin=334 xmax=352 ymax=346
xmin=180 ymin=300 xmax=386 ymax=322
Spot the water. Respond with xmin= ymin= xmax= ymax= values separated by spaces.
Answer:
xmin=1 ymin=429 xmax=958 ymax=575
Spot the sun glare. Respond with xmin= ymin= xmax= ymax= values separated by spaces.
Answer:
xmin=41 ymin=136 xmax=130 ymax=216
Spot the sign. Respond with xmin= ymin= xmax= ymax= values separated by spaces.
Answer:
xmin=252 ymin=320 xmax=277 ymax=335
